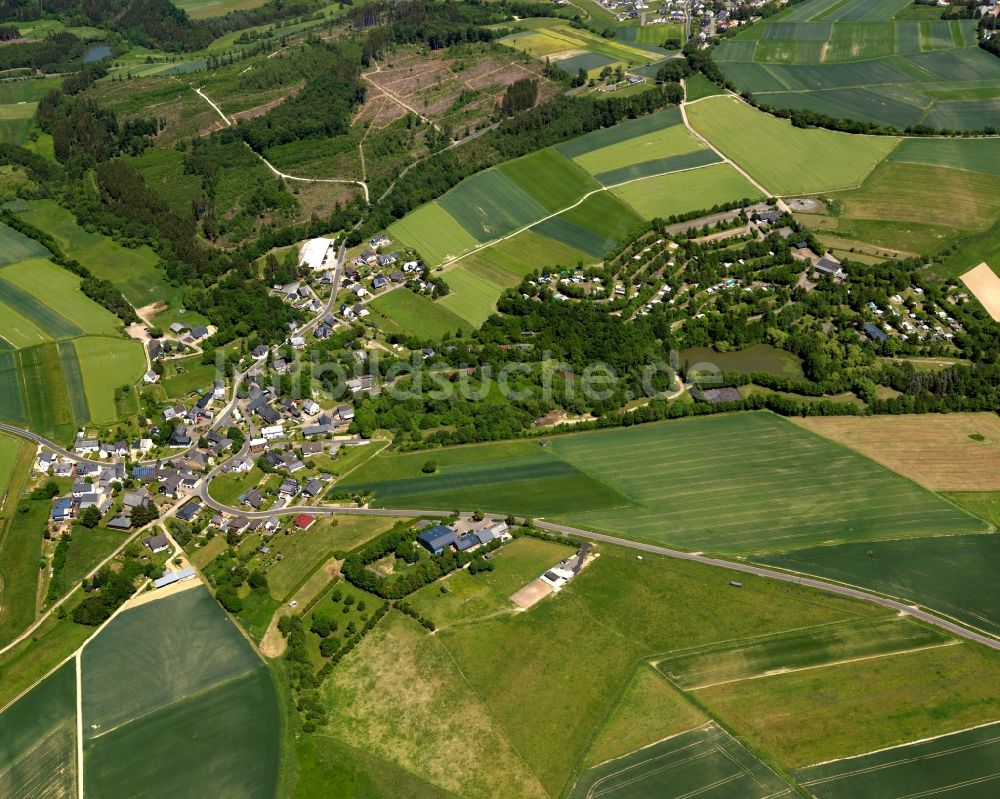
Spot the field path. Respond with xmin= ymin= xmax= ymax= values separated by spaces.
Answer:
xmin=193 ymin=87 xmax=370 ymax=203
xmin=679 ymin=87 xmax=788 ymax=212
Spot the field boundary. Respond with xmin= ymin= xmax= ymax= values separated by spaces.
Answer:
xmin=801 ymin=718 xmax=1000 ymax=770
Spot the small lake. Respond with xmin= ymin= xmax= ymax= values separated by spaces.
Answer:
xmin=82 ymin=44 xmax=111 ymax=64
xmin=679 ymin=344 xmax=804 ymax=378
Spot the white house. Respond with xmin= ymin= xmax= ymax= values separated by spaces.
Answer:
xmin=261 ymin=424 xmax=284 ymax=441
xmin=143 ymin=370 xmax=159 ymax=384
xmin=540 ymin=567 xmax=575 ymax=592
xmin=303 ymin=399 xmax=320 ymax=415
xmin=299 ymin=237 xmax=335 ymax=271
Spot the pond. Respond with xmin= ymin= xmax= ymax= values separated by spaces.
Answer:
xmin=82 ymin=44 xmax=111 ymax=64
xmin=679 ymin=344 xmax=804 ymax=379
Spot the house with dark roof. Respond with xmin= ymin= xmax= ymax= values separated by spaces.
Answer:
xmin=416 ymin=525 xmax=458 ymax=555
xmin=303 ymin=478 xmax=324 ymax=498
xmin=176 ymin=501 xmax=200 ymax=522
xmin=190 ymin=326 xmax=209 ymax=341
xmin=143 ymin=534 xmax=170 ymax=554
xmin=169 ymin=425 xmax=191 ymax=447
xmin=863 ymin=323 xmax=888 ymax=343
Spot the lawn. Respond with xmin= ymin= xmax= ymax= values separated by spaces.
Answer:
xmin=161 ymin=354 xmax=219 ymax=399
xmin=794 ymin=721 xmax=1000 ymax=799
xmin=570 ymin=723 xmax=794 ymax=799
xmin=436 ymin=265 xmax=505 ymax=327
xmin=656 ymin=615 xmax=951 ymax=690
xmin=613 ymin=163 xmax=762 ymax=219
xmin=0 ymin=223 xmax=49 ymax=266
xmin=208 ymin=466 xmax=264 ymax=506
xmin=73 ymin=336 xmax=147 ymax=423
xmin=368 ymin=289 xmax=471 ymax=341
xmin=473 ymin=536 xmax=575 ymax=597
xmin=755 ymin=532 xmax=1000 ymax=637
xmin=696 ymin=642 xmax=1000 ymax=768
xmin=387 ymin=201 xmax=479 ymax=266
xmin=686 ymin=95 xmax=898 ymax=194
xmin=0 ymin=659 xmax=77 ymax=799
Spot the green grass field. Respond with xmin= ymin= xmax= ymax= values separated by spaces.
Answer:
xmin=755 ymin=533 xmax=1000 ymax=636
xmin=160 ymin=355 xmax=218 ymax=399
xmin=686 ymin=96 xmax=898 ymax=194
xmin=82 ymin=586 xmax=264 ymax=736
xmin=571 ymin=123 xmax=706 ymax=176
xmin=570 ymin=723 xmax=794 ymax=799
xmin=438 ymin=168 xmax=548 ymax=243
xmin=172 ymin=0 xmax=268 ymax=19
xmin=81 ymin=585 xmax=280 ymax=799
xmin=73 ymin=336 xmax=146 ymax=423
xmin=697 ymin=641 xmax=1000 ymax=768
xmin=336 ymin=439 xmax=632 ymax=518
xmin=0 ymin=435 xmax=42 ymax=649
xmin=532 ymin=191 xmax=645 ymax=257
xmin=656 ymin=616 xmax=952 ymax=690
xmin=794 ymin=721 xmax=1000 ymax=799
xmin=343 ymin=413 xmax=986 ymax=553
xmin=436 ymin=266 xmax=505 ymax=327
xmin=0 ymin=223 xmax=49 ymax=266
xmin=889 ymin=137 xmax=1000 ymax=177
xmin=592 ymin=148 xmax=721 ymax=186
xmin=498 ymin=148 xmax=600 ymax=213
xmin=458 ymin=229 xmax=595 ymax=282
xmin=0 ymin=659 xmax=77 ymax=799
xmin=17 ymin=200 xmax=174 ymax=308
xmin=612 ymin=163 xmax=763 ymax=219
xmin=18 ymin=343 xmax=76 ymax=443
xmin=555 ymin=107 xmax=683 ymax=159
xmin=368 ymin=289 xmax=471 ymax=340
xmin=473 ymin=536 xmax=575 ymax=597
xmin=387 ymin=202 xmax=479 ymax=266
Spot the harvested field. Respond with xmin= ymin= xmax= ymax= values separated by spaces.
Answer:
xmin=793 ymin=412 xmax=1000 ymax=491
xmin=961 ymin=262 xmax=1000 ymax=322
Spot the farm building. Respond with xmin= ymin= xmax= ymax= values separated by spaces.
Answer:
xmin=153 ymin=566 xmax=196 ymax=589
xmin=417 ymin=525 xmax=458 ymax=555
xmin=299 ymin=237 xmax=335 ymax=270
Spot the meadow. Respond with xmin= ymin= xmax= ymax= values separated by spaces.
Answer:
xmin=696 ymin=641 xmax=1000 ymax=768
xmin=0 ymin=435 xmax=43 ymax=649
xmin=656 ymin=616 xmax=951 ymax=690
xmin=17 ymin=200 xmax=175 ymax=309
xmin=570 ymin=723 xmax=794 ymax=799
xmin=82 ymin=585 xmax=280 ymax=799
xmin=794 ymin=721 xmax=1000 ymax=799
xmin=387 ymin=202 xmax=479 ymax=266
xmin=321 ymin=542 xmax=876 ymax=796
xmin=73 ymin=337 xmax=146 ymax=423
xmin=0 ymin=223 xmax=49 ymax=267
xmin=368 ymin=289 xmax=470 ymax=340
xmin=0 ymin=660 xmax=78 ymax=799
xmin=755 ymin=533 xmax=1000 ymax=637
xmin=686 ymin=96 xmax=898 ymax=194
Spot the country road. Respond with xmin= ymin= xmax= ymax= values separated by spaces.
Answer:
xmin=3 ymin=424 xmax=998 ymax=653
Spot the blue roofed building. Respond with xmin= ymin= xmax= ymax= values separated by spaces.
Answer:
xmin=416 ymin=525 xmax=458 ymax=555
xmin=51 ymin=498 xmax=74 ymax=522
xmin=132 ymin=465 xmax=156 ymax=481
xmin=455 ymin=535 xmax=479 ymax=552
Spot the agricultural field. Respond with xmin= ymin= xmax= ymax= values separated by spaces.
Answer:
xmin=82 ymin=585 xmax=281 ymax=799
xmin=793 ymin=413 xmax=1000 ymax=491
xmin=656 ymin=616 xmax=952 ymax=690
xmin=16 ymin=200 xmax=176 ymax=309
xmin=172 ymin=0 xmax=268 ymax=19
xmin=500 ymin=19 xmax=667 ymax=75
xmin=570 ymin=723 xmax=794 ymax=799
xmin=338 ymin=412 xmax=988 ymax=551
xmin=713 ymin=0 xmax=1000 ymax=131
xmin=73 ymin=337 xmax=147 ymax=424
xmin=696 ymin=641 xmax=1000 ymax=768
xmin=794 ymin=721 xmax=1000 ymax=799
xmin=0 ymin=435 xmax=43 ymax=648
xmin=686 ymin=95 xmax=898 ymax=194
xmin=756 ymin=533 xmax=1000 ymax=637
xmin=0 ymin=224 xmax=49 ymax=267
xmin=0 ymin=660 xmax=78 ymax=799
xmin=317 ymin=541 xmax=881 ymax=796
xmin=611 ymin=162 xmax=762 ymax=220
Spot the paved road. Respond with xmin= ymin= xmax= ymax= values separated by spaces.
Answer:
xmin=5 ymin=423 xmax=998 ymax=653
